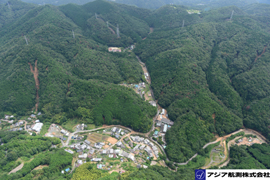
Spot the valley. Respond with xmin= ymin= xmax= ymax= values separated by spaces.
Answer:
xmin=1 ymin=0 xmax=270 ymax=179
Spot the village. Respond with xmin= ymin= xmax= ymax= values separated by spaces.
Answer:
xmin=0 ymin=100 xmax=176 ymax=173
xmin=0 ymin=48 xmax=267 ymax=174
xmin=0 ymin=50 xmax=179 ymax=173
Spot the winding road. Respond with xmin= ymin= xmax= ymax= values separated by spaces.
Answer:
xmin=63 ymin=50 xmax=268 ymax=171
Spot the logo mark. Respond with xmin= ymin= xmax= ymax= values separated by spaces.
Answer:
xmin=195 ymin=169 xmax=206 ymax=180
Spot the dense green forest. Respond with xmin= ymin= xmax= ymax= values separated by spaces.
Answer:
xmin=224 ymin=144 xmax=270 ymax=169
xmin=0 ymin=131 xmax=72 ymax=179
xmin=134 ymin=5 xmax=270 ymax=162
xmin=0 ymin=0 xmax=156 ymax=132
xmin=242 ymin=3 xmax=270 ymax=17
xmin=1 ymin=0 xmax=270 ymax=179
xmin=59 ymin=0 xmax=150 ymax=46
xmin=11 ymin=0 xmax=270 ymax=10
xmin=0 ymin=0 xmax=35 ymax=28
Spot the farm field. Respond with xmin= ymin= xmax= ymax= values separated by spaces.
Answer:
xmin=87 ymin=132 xmax=117 ymax=146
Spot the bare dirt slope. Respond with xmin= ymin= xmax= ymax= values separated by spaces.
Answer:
xmin=28 ymin=60 xmax=39 ymax=112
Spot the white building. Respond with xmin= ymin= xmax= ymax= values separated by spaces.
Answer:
xmin=163 ymin=124 xmax=168 ymax=133
xmin=32 ymin=123 xmax=43 ymax=132
xmin=92 ymin=158 xmax=102 ymax=162
xmin=65 ymin=149 xmax=74 ymax=154
xmin=78 ymin=154 xmax=87 ymax=159
xmin=161 ymin=109 xmax=165 ymax=115
xmin=112 ymin=127 xmax=117 ymax=132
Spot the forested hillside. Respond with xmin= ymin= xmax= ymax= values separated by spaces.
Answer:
xmin=135 ymin=5 xmax=270 ymax=162
xmin=59 ymin=0 xmax=150 ymax=47
xmin=0 ymin=131 xmax=72 ymax=179
xmin=16 ymin=0 xmax=266 ymax=10
xmin=1 ymin=0 xmax=270 ymax=175
xmin=0 ymin=0 xmax=35 ymax=28
xmin=0 ymin=0 xmax=156 ymax=132
xmin=242 ymin=3 xmax=270 ymax=17
xmin=224 ymin=144 xmax=270 ymax=169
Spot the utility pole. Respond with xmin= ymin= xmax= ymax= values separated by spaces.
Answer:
xmin=230 ymin=10 xmax=234 ymax=20
xmin=106 ymin=21 xmax=109 ymax=28
xmin=95 ymin=13 xmax=97 ymax=19
xmin=182 ymin=20 xmax=185 ymax=28
xmin=7 ymin=2 xmax=11 ymax=9
xmin=72 ymin=30 xmax=75 ymax=39
xmin=24 ymin=36 xmax=28 ymax=45
xmin=116 ymin=24 xmax=120 ymax=38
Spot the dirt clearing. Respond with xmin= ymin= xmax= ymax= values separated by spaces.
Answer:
xmin=237 ymin=137 xmax=263 ymax=146
xmin=33 ymin=165 xmax=48 ymax=170
xmin=9 ymin=163 xmax=24 ymax=174
xmin=107 ymin=137 xmax=117 ymax=144
xmin=87 ymin=133 xmax=111 ymax=144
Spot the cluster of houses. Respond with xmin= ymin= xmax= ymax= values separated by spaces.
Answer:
xmin=100 ymin=147 xmax=135 ymax=162
xmin=4 ymin=115 xmax=14 ymax=120
xmin=156 ymin=109 xmax=174 ymax=133
xmin=14 ymin=121 xmax=24 ymax=127
xmin=134 ymin=82 xmax=146 ymax=90
xmin=28 ymin=112 xmax=41 ymax=120
xmin=130 ymin=136 xmax=159 ymax=158
xmin=156 ymin=117 xmax=174 ymax=133
xmin=7 ymin=118 xmax=44 ymax=133
xmin=94 ymin=142 xmax=105 ymax=149
xmin=61 ymin=129 xmax=70 ymax=137
xmin=9 ymin=121 xmax=24 ymax=132
xmin=111 ymin=127 xmax=127 ymax=139
xmin=134 ymin=82 xmax=147 ymax=98
xmin=76 ymin=157 xmax=102 ymax=167
xmin=8 ymin=113 xmax=43 ymax=133
xmin=69 ymin=140 xmax=94 ymax=154
xmin=144 ymin=73 xmax=150 ymax=82
xmin=9 ymin=127 xmax=24 ymax=132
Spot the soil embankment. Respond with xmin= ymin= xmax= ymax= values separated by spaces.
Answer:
xmin=254 ymin=46 xmax=267 ymax=63
xmin=28 ymin=60 xmax=39 ymax=112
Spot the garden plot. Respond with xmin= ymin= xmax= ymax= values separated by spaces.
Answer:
xmin=87 ymin=133 xmax=115 ymax=145
xmin=203 ymin=143 xmax=226 ymax=169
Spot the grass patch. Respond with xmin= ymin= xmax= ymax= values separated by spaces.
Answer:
xmin=226 ymin=132 xmax=245 ymax=143
xmin=39 ymin=123 xmax=50 ymax=136
xmin=62 ymin=120 xmax=78 ymax=132
xmin=86 ymin=124 xmax=96 ymax=130
xmin=177 ymin=155 xmax=206 ymax=169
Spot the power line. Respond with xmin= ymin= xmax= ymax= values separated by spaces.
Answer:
xmin=7 ymin=2 xmax=11 ymax=9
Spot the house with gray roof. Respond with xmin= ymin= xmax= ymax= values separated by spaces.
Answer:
xmin=161 ymin=118 xmax=174 ymax=125
xmin=84 ymin=140 xmax=91 ymax=145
